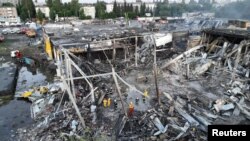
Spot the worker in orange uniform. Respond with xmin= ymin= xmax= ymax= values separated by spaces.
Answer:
xmin=128 ymin=102 xmax=134 ymax=117
xmin=107 ymin=98 xmax=111 ymax=107
xmin=103 ymin=98 xmax=108 ymax=107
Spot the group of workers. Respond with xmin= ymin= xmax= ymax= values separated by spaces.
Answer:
xmin=103 ymin=89 xmax=149 ymax=117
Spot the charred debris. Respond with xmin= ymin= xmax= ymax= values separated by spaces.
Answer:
xmin=17 ymin=20 xmax=250 ymax=141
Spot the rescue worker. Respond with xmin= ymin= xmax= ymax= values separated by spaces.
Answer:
xmin=124 ymin=93 xmax=128 ymax=99
xmin=143 ymin=89 xmax=148 ymax=97
xmin=103 ymin=98 xmax=108 ymax=107
xmin=101 ymin=83 xmax=105 ymax=89
xmin=114 ymin=99 xmax=118 ymax=110
xmin=109 ymin=88 xmax=113 ymax=94
xmin=128 ymin=102 xmax=134 ymax=117
xmin=107 ymin=98 xmax=111 ymax=107
xmin=39 ymin=86 xmax=48 ymax=94
xmin=142 ymin=95 xmax=146 ymax=103
xmin=142 ymin=89 xmax=148 ymax=103
xmin=135 ymin=97 xmax=139 ymax=105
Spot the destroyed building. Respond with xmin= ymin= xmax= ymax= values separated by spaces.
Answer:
xmin=14 ymin=18 xmax=250 ymax=141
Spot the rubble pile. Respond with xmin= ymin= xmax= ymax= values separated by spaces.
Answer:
xmin=16 ymin=30 xmax=250 ymax=140
xmin=159 ymin=38 xmax=250 ymax=130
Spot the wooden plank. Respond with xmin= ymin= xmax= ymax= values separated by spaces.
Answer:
xmin=161 ymin=45 xmax=204 ymax=69
xmin=112 ymin=67 xmax=127 ymax=117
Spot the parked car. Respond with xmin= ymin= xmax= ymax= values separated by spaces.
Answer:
xmin=20 ymin=27 xmax=28 ymax=34
xmin=12 ymin=28 xmax=21 ymax=33
xmin=16 ymin=22 xmax=22 ymax=27
xmin=2 ymin=28 xmax=10 ymax=34
xmin=10 ymin=29 xmax=15 ymax=34
xmin=10 ymin=23 xmax=17 ymax=27
xmin=26 ymin=29 xmax=36 ymax=38
xmin=0 ymin=34 xmax=4 ymax=42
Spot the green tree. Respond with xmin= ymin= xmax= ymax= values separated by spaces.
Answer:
xmin=70 ymin=0 xmax=80 ymax=16
xmin=155 ymin=2 xmax=161 ymax=16
xmin=104 ymin=12 xmax=116 ymax=19
xmin=117 ymin=4 xmax=121 ymax=17
xmin=16 ymin=2 xmax=22 ymax=16
xmin=37 ymin=9 xmax=45 ymax=21
xmin=113 ymin=0 xmax=118 ymax=14
xmin=46 ymin=0 xmax=53 ymax=8
xmin=79 ymin=9 xmax=86 ymax=20
xmin=49 ymin=8 xmax=56 ymax=20
xmin=159 ymin=4 xmax=170 ymax=16
xmin=129 ymin=4 xmax=133 ymax=12
xmin=2 ymin=2 xmax=14 ymax=7
xmin=20 ymin=6 xmax=28 ymax=21
xmin=18 ymin=0 xmax=36 ymax=21
xmin=140 ymin=3 xmax=146 ymax=16
xmin=86 ymin=16 xmax=91 ymax=19
xmin=127 ymin=12 xmax=136 ymax=19
xmin=95 ymin=1 xmax=106 ymax=19
xmin=124 ymin=0 xmax=127 ymax=13
xmin=53 ymin=0 xmax=62 ymax=16
xmin=46 ymin=0 xmax=84 ymax=20
xmin=135 ymin=6 xmax=139 ymax=15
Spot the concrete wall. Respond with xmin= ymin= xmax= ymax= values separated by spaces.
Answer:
xmin=0 ymin=7 xmax=20 ymax=23
xmin=81 ymin=6 xmax=95 ymax=19
xmin=106 ymin=3 xmax=114 ymax=13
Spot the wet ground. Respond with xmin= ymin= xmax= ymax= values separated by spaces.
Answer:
xmin=0 ymin=98 xmax=33 ymax=140
xmin=0 ymin=63 xmax=55 ymax=140
xmin=0 ymin=33 xmax=55 ymax=140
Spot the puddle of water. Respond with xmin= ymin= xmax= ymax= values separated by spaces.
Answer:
xmin=0 ymin=99 xmax=32 ymax=140
xmin=15 ymin=67 xmax=47 ymax=93
xmin=0 ymin=65 xmax=55 ymax=140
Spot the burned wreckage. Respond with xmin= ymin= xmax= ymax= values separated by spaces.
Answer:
xmin=16 ymin=23 xmax=250 ymax=141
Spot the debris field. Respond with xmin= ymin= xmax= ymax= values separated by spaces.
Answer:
xmin=12 ymin=22 xmax=250 ymax=141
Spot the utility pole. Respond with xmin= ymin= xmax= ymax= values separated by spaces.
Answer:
xmin=152 ymin=35 xmax=160 ymax=105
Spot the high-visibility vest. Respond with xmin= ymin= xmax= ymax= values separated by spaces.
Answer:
xmin=103 ymin=99 xmax=108 ymax=107
xmin=107 ymin=98 xmax=111 ymax=107
xmin=144 ymin=90 xmax=148 ymax=97
xmin=129 ymin=102 xmax=134 ymax=109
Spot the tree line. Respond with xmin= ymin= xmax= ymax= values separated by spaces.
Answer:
xmin=94 ymin=0 xmax=153 ymax=19
xmin=16 ymin=0 xmax=36 ymax=21
xmin=15 ymin=0 xmax=250 ymax=22
xmin=46 ymin=0 xmax=91 ymax=20
xmin=16 ymin=0 xmax=90 ymax=21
